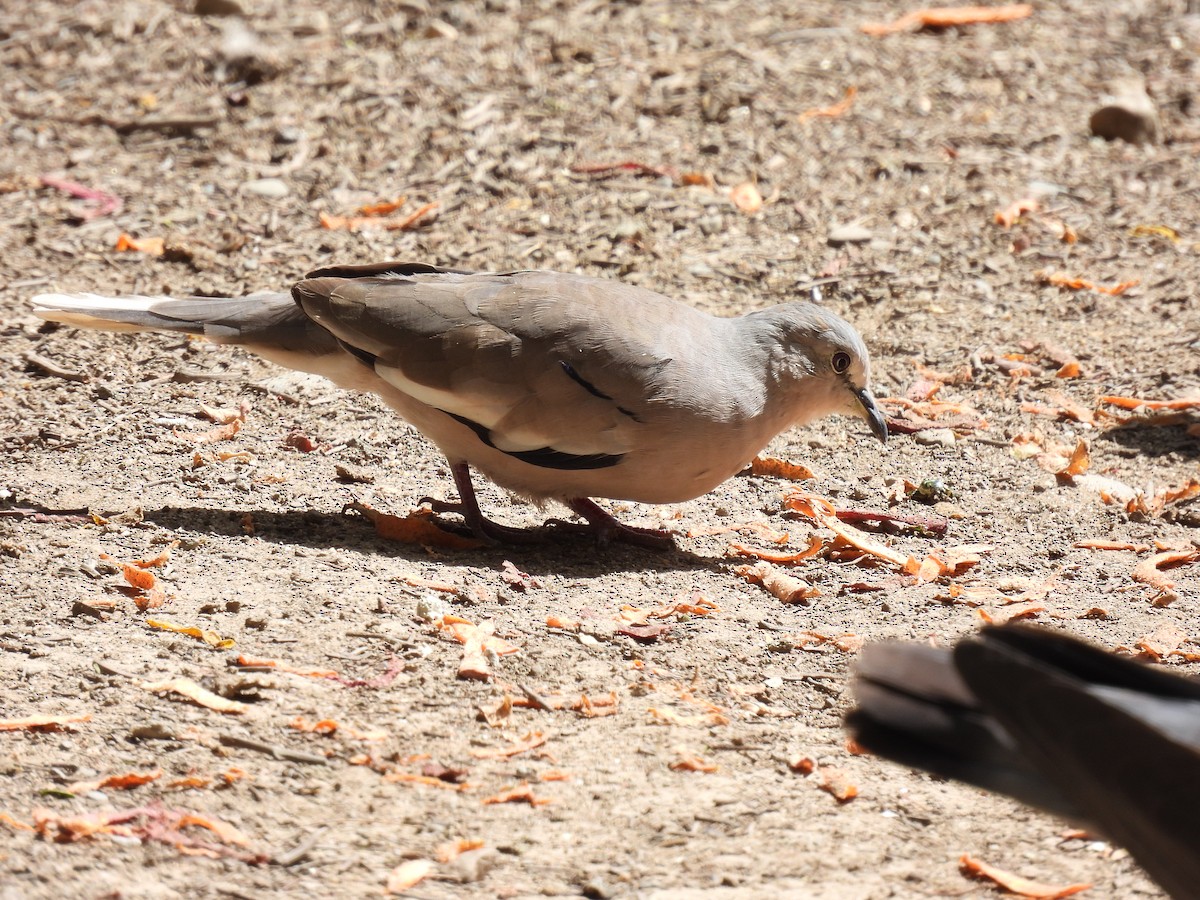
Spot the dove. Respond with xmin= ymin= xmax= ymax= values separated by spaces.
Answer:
xmin=846 ymin=624 xmax=1200 ymax=900
xmin=31 ymin=261 xmax=887 ymax=547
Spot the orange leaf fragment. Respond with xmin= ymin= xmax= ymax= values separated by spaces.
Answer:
xmin=114 ymin=233 xmax=165 ymax=255
xmin=0 ymin=714 xmax=90 ymax=732
xmin=358 ymin=196 xmax=407 ymax=217
xmin=68 ymin=769 xmax=162 ymax=794
xmin=122 ymin=564 xmax=157 ymax=591
xmin=976 ymin=601 xmax=1045 ymax=625
xmin=142 ymin=678 xmax=249 ymax=715
xmin=734 ymin=562 xmax=821 ymax=604
xmin=1037 ymin=271 xmax=1139 ymax=296
xmin=481 ymin=783 xmax=551 ymax=806
xmin=1099 ymin=395 xmax=1200 ymax=411
xmin=1134 ymin=624 xmax=1187 ymax=662
xmin=131 ymin=549 xmax=171 ymax=569
xmin=0 ymin=812 xmax=34 ymax=831
xmin=1072 ymin=539 xmax=1149 ymax=552
xmin=729 ymin=181 xmax=763 ymax=215
xmin=146 ymin=619 xmax=234 ymax=649
xmin=436 ymin=839 xmax=486 ymax=862
xmin=784 ymin=490 xmax=911 ymax=568
xmin=748 ymin=455 xmax=816 ymax=482
xmin=545 ymin=615 xmax=580 ymax=630
xmin=469 ymin=730 xmax=546 ymax=760
xmin=788 ymin=755 xmax=816 ymax=775
xmin=959 ymin=854 xmax=1091 ymax=899
xmin=174 ymin=811 xmax=251 ymax=846
xmin=669 ymin=750 xmax=718 ymax=774
xmin=1131 ymin=549 xmax=1200 ymax=604
xmin=349 ymin=502 xmax=483 ymax=550
xmin=994 ymin=197 xmax=1040 ymax=229
xmin=134 ymin=587 xmax=166 ymax=611
xmin=165 ymin=776 xmax=211 ymax=791
xmin=1055 ymin=360 xmax=1081 ymax=379
xmin=385 ymin=858 xmax=435 ymax=894
xmin=862 ymin=4 xmax=1033 ymax=36
xmin=174 ymin=419 xmax=241 ymax=445
xmin=819 ymin=766 xmax=858 ymax=803
xmin=383 ymin=772 xmax=470 ymax=791
xmin=319 ymin=201 xmax=439 ymax=232
xmin=439 ymin=617 xmax=521 ymax=656
xmin=798 ymin=86 xmax=857 ymax=121
xmin=235 ymin=654 xmax=340 ymax=679
xmin=1125 ymin=479 xmax=1200 ymax=518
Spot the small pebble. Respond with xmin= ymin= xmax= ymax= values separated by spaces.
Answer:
xmin=913 ymin=428 xmax=956 ymax=447
xmin=827 ymin=223 xmax=872 ymax=245
xmin=242 ymin=177 xmax=289 ymax=198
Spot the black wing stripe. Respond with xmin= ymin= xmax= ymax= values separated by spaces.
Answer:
xmin=559 ymin=361 xmax=642 ymax=422
xmin=441 ymin=410 xmax=622 ymax=471
xmin=338 ymin=338 xmax=378 ymax=368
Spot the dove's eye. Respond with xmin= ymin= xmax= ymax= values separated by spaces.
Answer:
xmin=832 ymin=351 xmax=852 ymax=374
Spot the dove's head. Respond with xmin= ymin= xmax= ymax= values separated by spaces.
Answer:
xmin=757 ymin=304 xmax=888 ymax=443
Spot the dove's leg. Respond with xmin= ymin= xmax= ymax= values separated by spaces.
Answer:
xmin=551 ymin=498 xmax=675 ymax=550
xmin=423 ymin=462 xmax=543 ymax=544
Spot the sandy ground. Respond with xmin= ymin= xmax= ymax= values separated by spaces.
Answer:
xmin=1 ymin=1 xmax=1198 ymax=898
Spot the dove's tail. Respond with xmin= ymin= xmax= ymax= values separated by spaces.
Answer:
xmin=30 ymin=291 xmax=310 ymax=343
xmin=849 ymin=626 xmax=1200 ymax=899
xmin=30 ymin=290 xmax=347 ymax=379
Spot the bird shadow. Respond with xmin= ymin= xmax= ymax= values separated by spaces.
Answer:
xmin=140 ymin=505 xmax=722 ymax=577
xmin=1096 ymin=421 xmax=1199 ymax=460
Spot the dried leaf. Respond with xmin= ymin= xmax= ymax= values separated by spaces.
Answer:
xmin=1036 ymin=270 xmax=1139 ymax=295
xmin=734 ymin=562 xmax=821 ymax=604
xmin=959 ymin=854 xmax=1091 ymax=899
xmin=669 ymin=750 xmax=718 ymax=773
xmin=1134 ymin=623 xmax=1187 ymax=662
xmin=385 ymin=859 xmax=435 ymax=894
xmin=470 ymin=731 xmax=546 ymax=759
xmin=617 ymin=622 xmax=673 ymax=642
xmin=1073 ymin=539 xmax=1150 ymax=552
xmin=146 ymin=619 xmax=234 ymax=649
xmin=436 ymin=839 xmax=485 ymax=862
xmin=349 ymin=502 xmax=483 ymax=549
xmin=142 ymin=678 xmax=249 ymax=714
xmin=976 ymin=601 xmax=1046 ymax=625
xmin=481 ymin=783 xmax=551 ymax=806
xmin=784 ymin=491 xmax=910 ymax=567
xmin=358 ymin=196 xmax=407 ymax=216
xmin=114 ymin=233 xmax=165 ymax=255
xmin=0 ymin=714 xmax=90 ymax=732
xmin=748 ymin=455 xmax=816 ymax=481
xmin=797 ymin=86 xmax=857 ymax=121
xmin=819 ymin=766 xmax=858 ymax=803
xmin=862 ymin=4 xmax=1034 ymax=37
xmin=234 ymin=654 xmax=340 ymax=679
xmin=994 ymin=197 xmax=1040 ymax=229
xmin=1131 ymin=549 xmax=1199 ymax=604
xmin=1099 ymin=395 xmax=1200 ymax=412
xmin=319 ymin=201 xmax=439 ymax=232
xmin=68 ymin=769 xmax=162 ymax=794
xmin=122 ymin=564 xmax=157 ymax=591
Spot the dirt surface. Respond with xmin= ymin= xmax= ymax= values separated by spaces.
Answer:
xmin=2 ymin=2 xmax=1199 ymax=898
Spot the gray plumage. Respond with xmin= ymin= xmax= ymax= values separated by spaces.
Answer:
xmin=32 ymin=262 xmax=886 ymax=545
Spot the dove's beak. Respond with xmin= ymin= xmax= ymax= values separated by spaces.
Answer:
xmin=856 ymin=387 xmax=889 ymax=444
